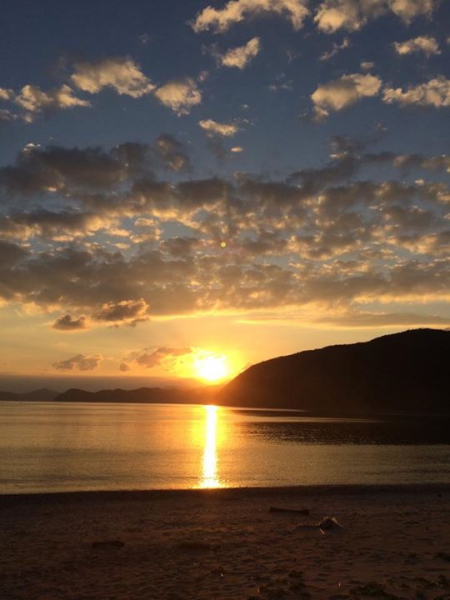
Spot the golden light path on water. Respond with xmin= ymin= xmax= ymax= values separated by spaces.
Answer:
xmin=199 ymin=405 xmax=222 ymax=489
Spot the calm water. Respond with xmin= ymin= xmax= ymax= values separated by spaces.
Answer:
xmin=1 ymin=402 xmax=449 ymax=494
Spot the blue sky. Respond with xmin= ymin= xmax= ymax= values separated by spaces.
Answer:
xmin=0 ymin=0 xmax=449 ymax=388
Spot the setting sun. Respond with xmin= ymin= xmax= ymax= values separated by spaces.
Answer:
xmin=194 ymin=354 xmax=229 ymax=382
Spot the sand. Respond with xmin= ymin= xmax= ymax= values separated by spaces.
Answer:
xmin=0 ymin=485 xmax=449 ymax=600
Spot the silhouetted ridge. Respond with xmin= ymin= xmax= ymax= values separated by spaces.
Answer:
xmin=218 ymin=329 xmax=450 ymax=414
xmin=54 ymin=385 xmax=219 ymax=404
xmin=0 ymin=388 xmax=59 ymax=402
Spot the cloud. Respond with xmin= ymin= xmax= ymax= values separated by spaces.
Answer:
xmin=314 ymin=0 xmax=436 ymax=33
xmin=383 ymin=77 xmax=450 ymax=108
xmin=0 ymin=208 xmax=109 ymax=242
xmin=0 ymin=240 xmax=29 ymax=268
xmin=154 ymin=78 xmax=202 ymax=115
xmin=94 ymin=298 xmax=150 ymax=325
xmin=218 ymin=37 xmax=261 ymax=69
xmin=132 ymin=347 xmax=192 ymax=369
xmin=52 ymin=353 xmax=102 ymax=371
xmin=0 ymin=138 xmax=190 ymax=198
xmin=0 ymin=109 xmax=18 ymax=122
xmin=314 ymin=0 xmax=385 ymax=32
xmin=393 ymin=36 xmax=440 ymax=56
xmin=0 ymin=144 xmax=130 ymax=194
xmin=311 ymin=73 xmax=382 ymax=120
xmin=192 ymin=0 xmax=309 ymax=33
xmin=14 ymin=85 xmax=90 ymax=121
xmin=389 ymin=0 xmax=435 ymax=23
xmin=360 ymin=61 xmax=375 ymax=70
xmin=319 ymin=37 xmax=351 ymax=61
xmin=0 ymin=139 xmax=449 ymax=324
xmin=52 ymin=314 xmax=88 ymax=331
xmin=0 ymin=88 xmax=14 ymax=101
xmin=199 ymin=120 xmax=243 ymax=160
xmin=199 ymin=119 xmax=240 ymax=137
xmin=71 ymin=57 xmax=155 ymax=98
xmin=154 ymin=134 xmax=192 ymax=172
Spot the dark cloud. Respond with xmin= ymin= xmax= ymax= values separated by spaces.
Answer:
xmin=0 ymin=240 xmax=29 ymax=268
xmin=94 ymin=298 xmax=150 ymax=325
xmin=0 ymin=209 xmax=106 ymax=240
xmin=132 ymin=347 xmax=192 ymax=369
xmin=0 ymin=137 xmax=191 ymax=198
xmin=52 ymin=314 xmax=87 ymax=331
xmin=52 ymin=353 xmax=101 ymax=371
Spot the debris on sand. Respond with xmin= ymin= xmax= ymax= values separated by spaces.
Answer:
xmin=319 ymin=517 xmax=342 ymax=532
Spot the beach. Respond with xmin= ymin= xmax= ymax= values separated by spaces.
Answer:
xmin=1 ymin=485 xmax=449 ymax=600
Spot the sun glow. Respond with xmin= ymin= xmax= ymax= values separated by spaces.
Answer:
xmin=194 ymin=353 xmax=229 ymax=382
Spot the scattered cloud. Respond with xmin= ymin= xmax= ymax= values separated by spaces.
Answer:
xmin=199 ymin=119 xmax=240 ymax=137
xmin=154 ymin=134 xmax=192 ymax=172
xmin=131 ymin=347 xmax=192 ymax=369
xmin=383 ymin=77 xmax=450 ymax=108
xmin=192 ymin=0 xmax=310 ymax=33
xmin=0 ymin=137 xmax=190 ymax=197
xmin=218 ymin=37 xmax=261 ymax=69
xmin=389 ymin=0 xmax=435 ymax=23
xmin=319 ymin=37 xmax=351 ymax=61
xmin=0 ymin=109 xmax=18 ymax=122
xmin=0 ymin=88 xmax=14 ymax=101
xmin=14 ymin=85 xmax=90 ymax=121
xmin=0 ymin=141 xmax=449 ymax=324
xmin=154 ymin=78 xmax=202 ymax=115
xmin=393 ymin=36 xmax=440 ymax=56
xmin=311 ymin=73 xmax=382 ymax=120
xmin=52 ymin=314 xmax=88 ymax=331
xmin=314 ymin=0 xmax=436 ymax=33
xmin=52 ymin=353 xmax=102 ymax=371
xmin=71 ymin=57 xmax=155 ymax=98
xmin=94 ymin=299 xmax=150 ymax=325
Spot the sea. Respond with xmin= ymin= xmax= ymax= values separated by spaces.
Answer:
xmin=1 ymin=402 xmax=449 ymax=494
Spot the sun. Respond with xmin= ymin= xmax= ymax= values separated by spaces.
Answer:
xmin=194 ymin=354 xmax=229 ymax=383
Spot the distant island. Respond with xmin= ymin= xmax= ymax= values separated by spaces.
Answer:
xmin=1 ymin=329 xmax=449 ymax=415
xmin=0 ymin=385 xmax=219 ymax=405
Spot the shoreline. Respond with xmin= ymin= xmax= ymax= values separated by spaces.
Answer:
xmin=1 ymin=481 xmax=449 ymax=505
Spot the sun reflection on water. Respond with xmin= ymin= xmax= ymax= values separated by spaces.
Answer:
xmin=199 ymin=405 xmax=222 ymax=489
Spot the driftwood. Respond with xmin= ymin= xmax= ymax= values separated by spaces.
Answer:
xmin=269 ymin=506 xmax=310 ymax=515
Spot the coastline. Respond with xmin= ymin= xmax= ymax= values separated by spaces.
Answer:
xmin=1 ymin=484 xmax=450 ymax=599
xmin=1 ymin=481 xmax=449 ymax=503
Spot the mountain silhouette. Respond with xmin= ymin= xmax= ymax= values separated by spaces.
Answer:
xmin=0 ymin=388 xmax=59 ymax=402
xmin=218 ymin=329 xmax=450 ymax=415
xmin=54 ymin=385 xmax=219 ymax=404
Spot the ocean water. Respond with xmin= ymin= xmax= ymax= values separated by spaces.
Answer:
xmin=0 ymin=402 xmax=449 ymax=494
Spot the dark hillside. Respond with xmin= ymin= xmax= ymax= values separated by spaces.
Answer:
xmin=218 ymin=329 xmax=450 ymax=414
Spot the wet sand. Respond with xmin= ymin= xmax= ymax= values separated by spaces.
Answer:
xmin=1 ymin=485 xmax=449 ymax=599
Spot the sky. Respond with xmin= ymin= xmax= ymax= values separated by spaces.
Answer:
xmin=0 ymin=0 xmax=449 ymax=390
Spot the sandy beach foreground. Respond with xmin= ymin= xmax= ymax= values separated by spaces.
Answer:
xmin=1 ymin=485 xmax=449 ymax=600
